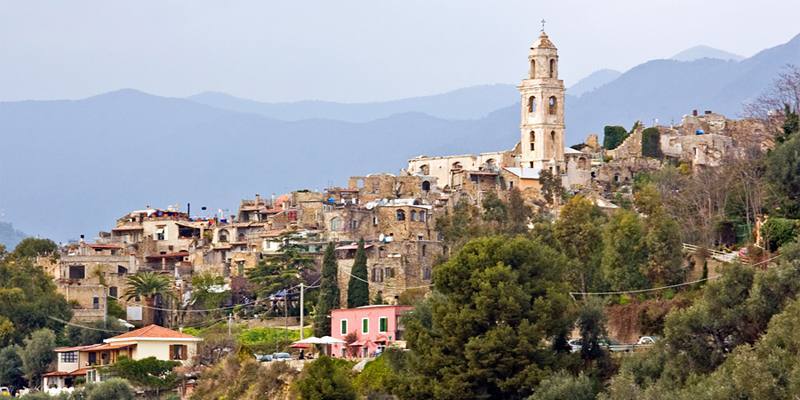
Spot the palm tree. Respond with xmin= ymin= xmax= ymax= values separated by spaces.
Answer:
xmin=124 ymin=271 xmax=174 ymax=326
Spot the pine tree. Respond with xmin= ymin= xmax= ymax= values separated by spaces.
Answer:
xmin=347 ymin=239 xmax=370 ymax=308
xmin=314 ymin=243 xmax=340 ymax=337
xmin=507 ymin=187 xmax=533 ymax=234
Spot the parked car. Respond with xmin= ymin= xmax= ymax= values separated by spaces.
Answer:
xmin=567 ymin=338 xmax=583 ymax=353
xmin=272 ymin=352 xmax=292 ymax=361
xmin=568 ymin=338 xmax=636 ymax=353
xmin=0 ymin=387 xmax=10 ymax=397
xmin=254 ymin=353 xmax=273 ymax=362
xmin=637 ymin=336 xmax=659 ymax=345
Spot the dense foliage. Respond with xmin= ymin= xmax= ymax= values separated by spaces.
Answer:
xmin=346 ymin=239 xmax=369 ymax=308
xmin=603 ymin=125 xmax=629 ymax=150
xmin=314 ymin=243 xmax=340 ymax=337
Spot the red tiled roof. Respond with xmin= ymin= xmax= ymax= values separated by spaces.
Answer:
xmin=54 ymin=344 xmax=101 ymax=352
xmin=43 ymin=368 xmax=90 ymax=377
xmin=83 ymin=343 xmax=134 ymax=351
xmin=106 ymin=325 xmax=198 ymax=341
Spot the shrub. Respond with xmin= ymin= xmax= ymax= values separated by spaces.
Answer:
xmin=604 ymin=126 xmax=629 ymax=150
xmin=85 ymin=378 xmax=134 ymax=400
xmin=761 ymin=217 xmax=799 ymax=251
xmin=294 ymin=356 xmax=356 ymax=400
xmin=641 ymin=127 xmax=662 ymax=158
xmin=529 ymin=371 xmax=596 ymax=400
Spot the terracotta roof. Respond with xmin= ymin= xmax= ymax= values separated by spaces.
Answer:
xmin=84 ymin=343 xmax=134 ymax=351
xmin=105 ymin=325 xmax=200 ymax=342
xmin=54 ymin=344 xmax=101 ymax=352
xmin=43 ymin=368 xmax=90 ymax=377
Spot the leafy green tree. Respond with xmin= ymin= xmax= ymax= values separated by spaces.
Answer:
xmin=529 ymin=371 xmax=596 ymax=400
xmin=104 ymin=357 xmax=180 ymax=398
xmin=65 ymin=318 xmax=127 ymax=346
xmin=294 ymin=356 xmax=356 ymax=400
xmin=124 ymin=271 xmax=174 ymax=326
xmin=0 ymin=256 xmax=71 ymax=347
xmin=346 ymin=239 xmax=369 ymax=308
xmin=12 ymin=238 xmax=57 ymax=259
xmin=577 ymin=299 xmax=607 ymax=362
xmin=554 ymin=196 xmax=605 ymax=292
xmin=602 ymin=210 xmax=649 ymax=291
xmin=603 ymin=125 xmax=629 ymax=150
xmin=190 ymin=272 xmax=229 ymax=314
xmin=402 ymin=236 xmax=573 ymax=399
xmin=765 ymin=134 xmax=800 ymax=218
xmin=778 ymin=103 xmax=799 ymax=143
xmin=247 ymin=231 xmax=314 ymax=298
xmin=435 ymin=198 xmax=484 ymax=252
xmin=482 ymin=191 xmax=508 ymax=228
xmin=641 ymin=127 xmax=662 ymax=158
xmin=760 ymin=217 xmax=799 ymax=251
xmin=314 ymin=243 xmax=340 ymax=337
xmin=85 ymin=378 xmax=135 ymax=400
xmin=539 ymin=169 xmax=565 ymax=208
xmin=645 ymin=214 xmax=684 ymax=286
xmin=0 ymin=345 xmax=25 ymax=392
xmin=507 ymin=187 xmax=533 ymax=235
xmin=19 ymin=329 xmax=56 ymax=389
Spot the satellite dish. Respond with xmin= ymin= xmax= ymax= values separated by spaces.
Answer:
xmin=379 ymin=233 xmax=385 ymax=242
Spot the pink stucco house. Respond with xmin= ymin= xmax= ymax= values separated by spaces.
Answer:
xmin=330 ymin=305 xmax=413 ymax=358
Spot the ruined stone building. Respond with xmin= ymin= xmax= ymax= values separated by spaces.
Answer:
xmin=405 ymin=30 xmax=593 ymax=203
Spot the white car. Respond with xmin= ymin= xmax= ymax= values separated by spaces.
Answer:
xmin=637 ymin=336 xmax=659 ymax=345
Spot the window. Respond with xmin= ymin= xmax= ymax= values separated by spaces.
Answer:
xmin=548 ymin=96 xmax=557 ymax=115
xmin=117 ymin=265 xmax=128 ymax=275
xmin=549 ymin=58 xmax=556 ymax=78
xmin=396 ymin=210 xmax=406 ymax=221
xmin=422 ymin=244 xmax=427 ymax=256
xmin=340 ymin=319 xmax=348 ymax=335
xmin=529 ymin=161 xmax=535 ymax=168
xmin=551 ymin=131 xmax=557 ymax=154
xmin=423 ymin=267 xmax=432 ymax=280
xmin=68 ymin=265 xmax=85 ymax=280
xmin=379 ymin=317 xmax=388 ymax=333
xmin=528 ymin=96 xmax=536 ymax=113
xmin=419 ymin=210 xmax=426 ymax=221
xmin=385 ymin=267 xmax=394 ymax=279
xmin=109 ymin=286 xmax=118 ymax=298
xmin=92 ymin=297 xmax=100 ymax=309
xmin=350 ymin=220 xmax=358 ymax=230
xmin=410 ymin=210 xmax=417 ymax=221
xmin=170 ymin=344 xmax=187 ymax=360
xmin=86 ymin=369 xmax=97 ymax=383
xmin=156 ymin=226 xmax=166 ymax=241
xmin=372 ymin=216 xmax=378 ymax=226
xmin=362 ymin=318 xmax=369 ymax=334
xmin=530 ymin=59 xmax=536 ymax=78
xmin=421 ymin=181 xmax=431 ymax=191
xmin=330 ymin=217 xmax=342 ymax=231
xmin=61 ymin=351 xmax=78 ymax=363
xmin=530 ymin=131 xmax=536 ymax=151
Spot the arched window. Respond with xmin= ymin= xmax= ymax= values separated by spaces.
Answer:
xmin=530 ymin=60 xmax=536 ymax=78
xmin=396 ymin=210 xmax=406 ymax=221
xmin=548 ymin=96 xmax=557 ymax=115
xmin=551 ymin=131 xmax=557 ymax=155
xmin=578 ymin=157 xmax=588 ymax=169
xmin=530 ymin=131 xmax=536 ymax=151
xmin=218 ymin=229 xmax=229 ymax=243
xmin=410 ymin=210 xmax=417 ymax=221
xmin=421 ymin=181 xmax=431 ymax=191
xmin=419 ymin=210 xmax=426 ymax=221
xmin=330 ymin=217 xmax=342 ymax=231
xmin=528 ymin=96 xmax=536 ymax=113
xmin=452 ymin=161 xmax=462 ymax=170
xmin=419 ymin=164 xmax=430 ymax=175
xmin=549 ymin=59 xmax=556 ymax=78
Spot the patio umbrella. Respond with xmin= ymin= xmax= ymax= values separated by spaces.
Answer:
xmin=318 ymin=336 xmax=346 ymax=344
xmin=294 ymin=336 xmax=324 ymax=345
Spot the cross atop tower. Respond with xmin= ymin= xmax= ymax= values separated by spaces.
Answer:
xmin=540 ymin=19 xmax=546 ymax=32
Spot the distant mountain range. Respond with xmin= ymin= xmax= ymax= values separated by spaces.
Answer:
xmin=671 ymin=45 xmax=745 ymax=62
xmin=2 ymin=35 xmax=799 ymax=241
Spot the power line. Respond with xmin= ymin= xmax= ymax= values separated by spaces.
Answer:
xmin=48 ymin=316 xmax=128 ymax=334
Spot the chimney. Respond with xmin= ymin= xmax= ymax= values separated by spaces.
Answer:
xmin=705 ymin=110 xmax=712 ymax=115
xmin=79 ymin=234 xmax=85 ymax=243
xmin=255 ymin=193 xmax=261 ymax=204
xmin=692 ymin=109 xmax=698 ymax=116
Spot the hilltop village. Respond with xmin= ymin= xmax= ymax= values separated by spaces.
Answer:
xmin=43 ymin=31 xmax=768 ymax=327
xmin=6 ymin=30 xmax=792 ymax=400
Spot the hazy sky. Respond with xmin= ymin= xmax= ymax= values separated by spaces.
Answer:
xmin=2 ymin=0 xmax=799 ymax=103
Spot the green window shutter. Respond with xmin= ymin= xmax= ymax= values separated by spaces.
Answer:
xmin=341 ymin=320 xmax=347 ymax=335
xmin=362 ymin=318 xmax=369 ymax=333
xmin=379 ymin=317 xmax=388 ymax=332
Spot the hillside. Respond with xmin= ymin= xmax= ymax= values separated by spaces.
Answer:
xmin=0 ymin=90 xmax=517 ymax=241
xmin=671 ymin=45 xmax=745 ymax=62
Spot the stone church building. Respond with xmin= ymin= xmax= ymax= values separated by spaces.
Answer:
xmin=406 ymin=30 xmax=592 ymax=200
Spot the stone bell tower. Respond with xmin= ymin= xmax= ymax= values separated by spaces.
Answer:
xmin=518 ymin=28 xmax=565 ymax=173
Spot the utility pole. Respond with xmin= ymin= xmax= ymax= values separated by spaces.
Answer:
xmin=284 ymin=292 xmax=289 ymax=347
xmin=227 ymin=313 xmax=232 ymax=337
xmin=299 ymin=283 xmax=305 ymax=340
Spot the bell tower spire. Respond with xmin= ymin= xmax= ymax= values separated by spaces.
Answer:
xmin=518 ymin=29 xmax=565 ymax=174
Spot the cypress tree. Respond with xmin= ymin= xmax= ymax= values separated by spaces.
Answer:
xmin=347 ymin=239 xmax=370 ymax=308
xmin=314 ymin=242 xmax=340 ymax=337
